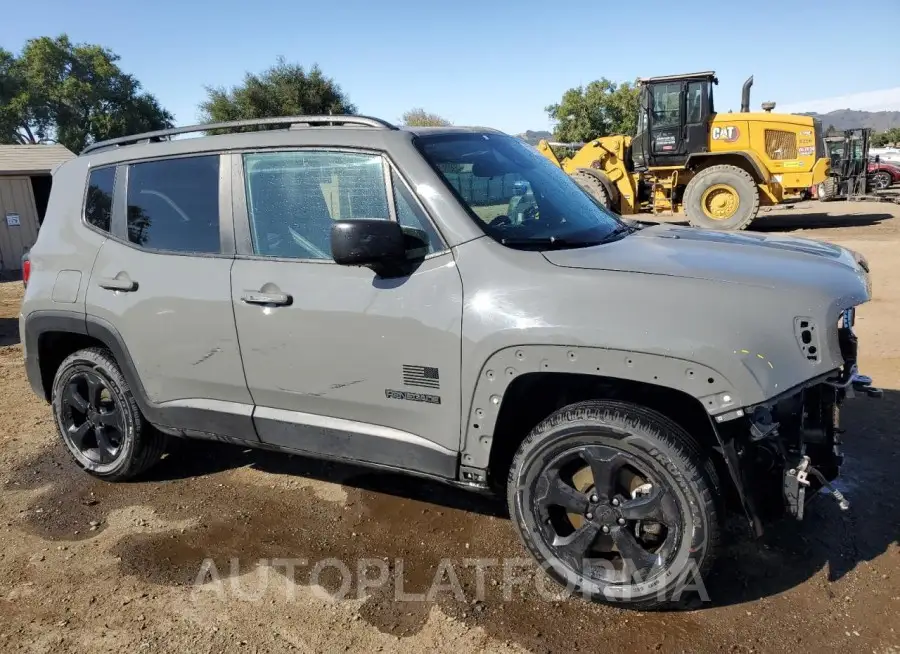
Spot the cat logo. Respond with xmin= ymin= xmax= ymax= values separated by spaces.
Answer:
xmin=712 ymin=126 xmax=740 ymax=142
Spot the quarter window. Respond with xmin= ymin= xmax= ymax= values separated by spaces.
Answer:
xmin=84 ymin=167 xmax=115 ymax=232
xmin=243 ymin=151 xmax=437 ymax=260
xmin=126 ymin=156 xmax=220 ymax=253
xmin=391 ymin=170 xmax=441 ymax=250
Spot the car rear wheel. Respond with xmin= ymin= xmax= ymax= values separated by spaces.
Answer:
xmin=508 ymin=400 xmax=721 ymax=609
xmin=51 ymin=347 xmax=167 ymax=480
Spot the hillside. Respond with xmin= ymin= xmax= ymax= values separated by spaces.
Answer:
xmin=800 ymin=109 xmax=900 ymax=132
xmin=517 ymin=130 xmax=552 ymax=145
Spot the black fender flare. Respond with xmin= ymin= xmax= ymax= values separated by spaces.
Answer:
xmin=23 ymin=310 xmax=252 ymax=439
xmin=462 ymin=344 xmax=759 ymax=533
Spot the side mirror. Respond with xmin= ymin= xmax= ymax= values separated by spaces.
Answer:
xmin=331 ymin=220 xmax=424 ymax=278
xmin=875 ymin=155 xmax=881 ymax=163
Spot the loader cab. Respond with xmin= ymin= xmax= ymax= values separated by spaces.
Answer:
xmin=632 ymin=71 xmax=717 ymax=170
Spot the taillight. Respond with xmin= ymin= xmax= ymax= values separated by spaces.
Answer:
xmin=22 ymin=259 xmax=31 ymax=287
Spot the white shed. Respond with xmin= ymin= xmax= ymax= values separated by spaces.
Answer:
xmin=0 ymin=144 xmax=75 ymax=273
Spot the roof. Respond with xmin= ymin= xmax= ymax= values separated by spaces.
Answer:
xmin=0 ymin=144 xmax=76 ymax=175
xmin=640 ymin=71 xmax=718 ymax=84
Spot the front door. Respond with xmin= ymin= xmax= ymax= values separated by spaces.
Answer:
xmin=229 ymin=149 xmax=463 ymax=478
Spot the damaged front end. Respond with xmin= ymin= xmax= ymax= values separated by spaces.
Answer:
xmin=715 ymin=308 xmax=881 ymax=535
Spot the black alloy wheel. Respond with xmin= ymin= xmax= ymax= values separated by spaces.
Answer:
xmin=508 ymin=400 xmax=721 ymax=609
xmin=52 ymin=347 xmax=167 ymax=480
xmin=60 ymin=368 xmax=125 ymax=465
xmin=532 ymin=444 xmax=681 ymax=585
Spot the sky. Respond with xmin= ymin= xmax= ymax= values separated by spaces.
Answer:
xmin=2 ymin=0 xmax=899 ymax=134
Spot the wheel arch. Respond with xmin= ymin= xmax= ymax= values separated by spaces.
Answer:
xmin=25 ymin=311 xmax=149 ymax=406
xmin=24 ymin=311 xmax=192 ymax=436
xmin=463 ymin=345 xmax=755 ymax=528
xmin=464 ymin=345 xmax=742 ymax=467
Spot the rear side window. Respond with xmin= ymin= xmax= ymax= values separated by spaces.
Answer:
xmin=85 ymin=167 xmax=115 ymax=232
xmin=126 ymin=156 xmax=220 ymax=253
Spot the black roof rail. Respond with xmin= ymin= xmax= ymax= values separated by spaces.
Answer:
xmin=81 ymin=115 xmax=398 ymax=155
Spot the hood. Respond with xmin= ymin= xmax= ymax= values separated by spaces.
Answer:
xmin=542 ymin=223 xmax=869 ymax=292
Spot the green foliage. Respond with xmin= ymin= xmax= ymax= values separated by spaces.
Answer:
xmin=872 ymin=127 xmax=900 ymax=148
xmin=401 ymin=108 xmax=451 ymax=127
xmin=199 ymin=57 xmax=356 ymax=129
xmin=546 ymin=78 xmax=640 ymax=142
xmin=0 ymin=35 xmax=173 ymax=152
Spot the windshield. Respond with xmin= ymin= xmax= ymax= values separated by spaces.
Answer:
xmin=414 ymin=132 xmax=624 ymax=249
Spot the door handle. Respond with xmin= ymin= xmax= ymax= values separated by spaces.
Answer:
xmin=97 ymin=276 xmax=137 ymax=292
xmin=241 ymin=291 xmax=292 ymax=306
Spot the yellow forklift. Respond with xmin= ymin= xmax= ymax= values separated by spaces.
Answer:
xmin=538 ymin=72 xmax=831 ymax=230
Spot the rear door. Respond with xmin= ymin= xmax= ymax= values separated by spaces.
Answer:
xmin=229 ymin=148 xmax=463 ymax=477
xmin=86 ymin=153 xmax=255 ymax=439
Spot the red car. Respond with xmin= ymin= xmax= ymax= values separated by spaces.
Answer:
xmin=868 ymin=160 xmax=900 ymax=190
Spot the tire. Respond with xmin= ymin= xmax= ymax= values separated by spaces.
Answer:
xmin=683 ymin=164 xmax=760 ymax=230
xmin=508 ymin=400 xmax=721 ymax=610
xmin=817 ymin=179 xmax=837 ymax=201
xmin=571 ymin=170 xmax=612 ymax=210
xmin=871 ymin=171 xmax=892 ymax=190
xmin=51 ymin=347 xmax=167 ymax=481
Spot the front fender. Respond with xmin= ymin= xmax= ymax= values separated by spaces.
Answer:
xmin=461 ymin=344 xmax=741 ymax=469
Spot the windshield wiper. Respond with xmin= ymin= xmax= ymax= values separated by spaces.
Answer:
xmin=498 ymin=236 xmax=604 ymax=250
xmin=591 ymin=221 xmax=639 ymax=244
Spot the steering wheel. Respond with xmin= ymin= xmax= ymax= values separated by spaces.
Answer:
xmin=489 ymin=215 xmax=512 ymax=227
xmin=520 ymin=204 xmax=540 ymax=223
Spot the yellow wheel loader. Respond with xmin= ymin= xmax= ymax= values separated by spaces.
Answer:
xmin=538 ymin=72 xmax=831 ymax=230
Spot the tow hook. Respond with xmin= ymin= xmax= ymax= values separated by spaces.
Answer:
xmin=849 ymin=373 xmax=883 ymax=399
xmin=784 ymin=456 xmax=850 ymax=520
xmin=825 ymin=366 xmax=883 ymax=399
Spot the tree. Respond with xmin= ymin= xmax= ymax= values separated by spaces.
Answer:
xmin=0 ymin=35 xmax=174 ymax=152
xmin=872 ymin=127 xmax=900 ymax=148
xmin=825 ymin=124 xmax=839 ymax=137
xmin=546 ymin=78 xmax=640 ymax=142
xmin=199 ymin=58 xmax=356 ymax=128
xmin=401 ymin=108 xmax=451 ymax=127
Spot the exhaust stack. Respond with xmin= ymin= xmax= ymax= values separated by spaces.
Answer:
xmin=741 ymin=76 xmax=754 ymax=113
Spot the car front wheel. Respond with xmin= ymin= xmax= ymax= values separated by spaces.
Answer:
xmin=508 ymin=400 xmax=721 ymax=609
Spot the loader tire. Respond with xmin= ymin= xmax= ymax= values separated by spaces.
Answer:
xmin=684 ymin=165 xmax=759 ymax=231
xmin=571 ymin=170 xmax=613 ymax=211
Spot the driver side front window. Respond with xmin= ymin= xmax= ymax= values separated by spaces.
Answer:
xmin=243 ymin=151 xmax=440 ymax=260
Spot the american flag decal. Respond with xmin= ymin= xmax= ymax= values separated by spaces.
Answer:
xmin=402 ymin=365 xmax=440 ymax=389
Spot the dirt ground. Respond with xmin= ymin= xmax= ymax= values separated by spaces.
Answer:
xmin=1 ymin=200 xmax=899 ymax=654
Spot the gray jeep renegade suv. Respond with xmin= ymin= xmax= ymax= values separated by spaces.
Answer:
xmin=19 ymin=115 xmax=879 ymax=608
